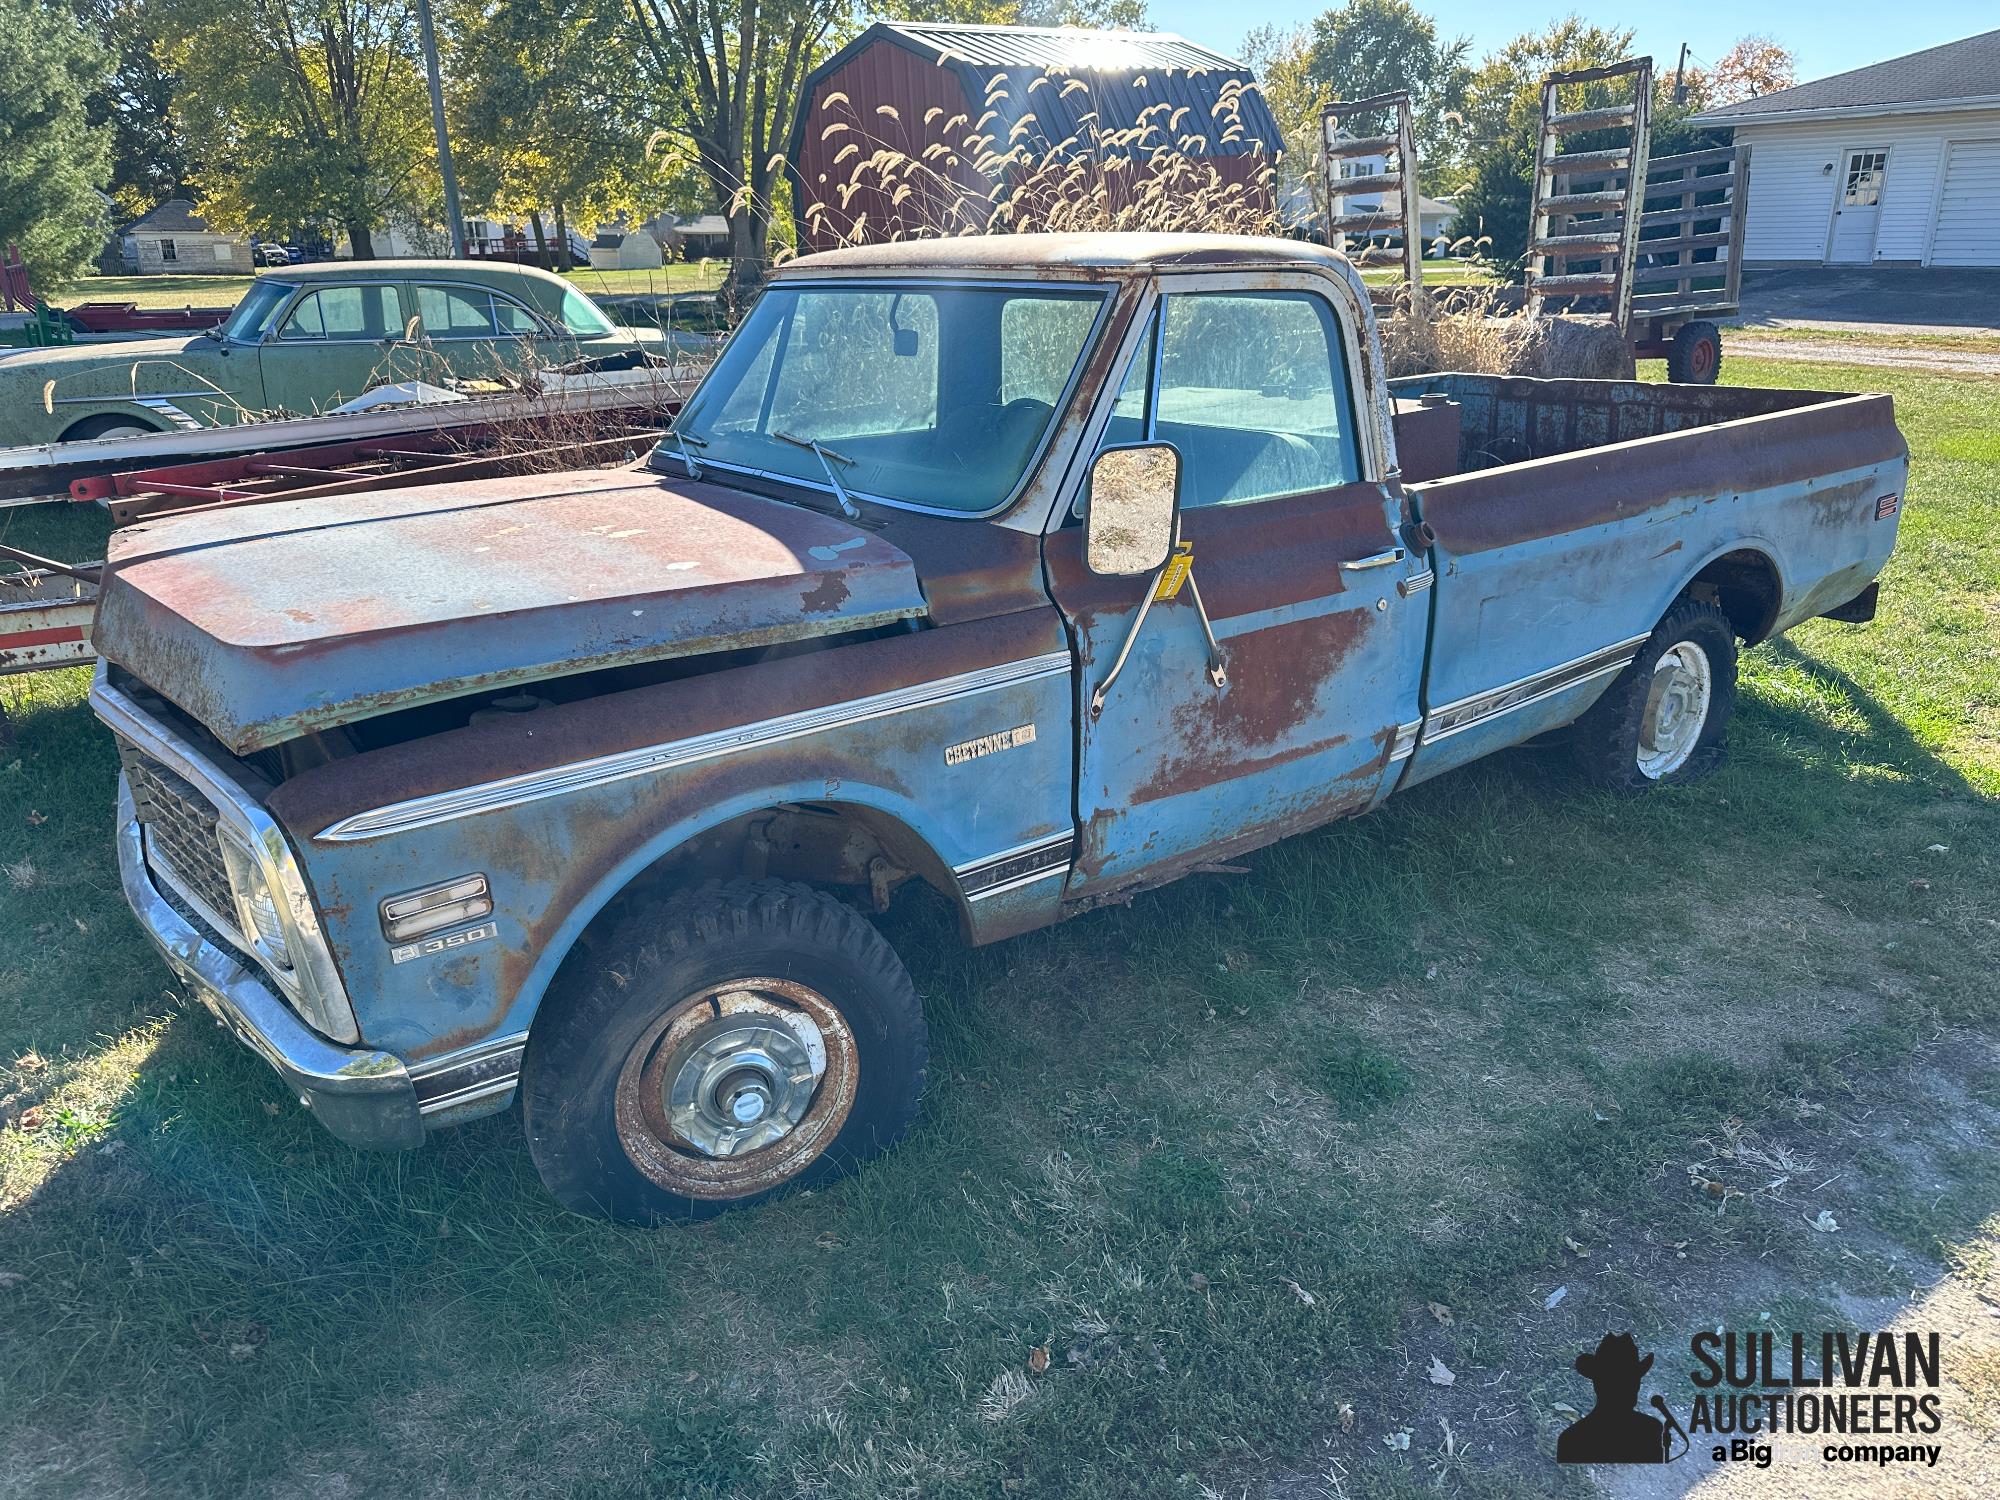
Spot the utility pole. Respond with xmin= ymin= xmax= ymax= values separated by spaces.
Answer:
xmin=415 ymin=0 xmax=467 ymax=258
xmin=1673 ymin=43 xmax=1689 ymax=107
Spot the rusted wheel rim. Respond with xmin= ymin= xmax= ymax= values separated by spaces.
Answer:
xmin=1638 ymin=641 xmax=1712 ymax=778
xmin=614 ymin=978 xmax=858 ymax=1200
xmin=1690 ymin=336 xmax=1718 ymax=379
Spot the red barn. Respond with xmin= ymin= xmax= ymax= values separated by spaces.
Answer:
xmin=786 ymin=22 xmax=1283 ymax=252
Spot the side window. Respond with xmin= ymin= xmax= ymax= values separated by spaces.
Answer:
xmin=279 ymin=285 xmax=402 ymax=341
xmin=492 ymin=297 xmax=541 ymax=335
xmin=417 ymin=285 xmax=499 ymax=338
xmin=1097 ymin=290 xmax=1362 ymax=510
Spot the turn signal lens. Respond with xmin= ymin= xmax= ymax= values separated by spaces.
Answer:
xmin=381 ymin=875 xmax=492 ymax=942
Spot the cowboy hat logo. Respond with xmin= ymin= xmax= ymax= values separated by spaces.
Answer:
xmin=1557 ymin=1333 xmax=1688 ymax=1464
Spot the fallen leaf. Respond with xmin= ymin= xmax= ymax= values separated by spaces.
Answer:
xmin=1543 ymin=1285 xmax=1568 ymax=1310
xmin=1809 ymin=1209 xmax=1840 ymax=1233
xmin=1383 ymin=1429 xmax=1411 ymax=1451
xmin=1337 ymin=1401 xmax=1355 ymax=1432
xmin=17 ymin=1106 xmax=43 ymax=1132
xmin=1188 ymin=1272 xmax=1210 ymax=1291
xmin=1427 ymin=1301 xmax=1454 ymax=1327
xmin=1281 ymin=1277 xmax=1316 ymax=1307
xmin=1925 ymin=844 xmax=1949 ymax=854
xmin=262 ymin=1101 xmax=280 ymax=1116
xmin=14 ymin=1052 xmax=45 ymax=1074
xmin=228 ymin=1342 xmax=258 ymax=1362
xmin=24 ymin=810 xmax=45 ymax=826
xmin=1027 ymin=1345 xmax=1050 ymax=1375
xmin=1428 ymin=1356 xmax=1456 ymax=1387
xmin=1563 ymin=1235 xmax=1591 ymax=1258
xmin=1552 ymin=1402 xmax=1580 ymax=1420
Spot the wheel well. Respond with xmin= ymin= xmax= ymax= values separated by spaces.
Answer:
xmin=59 ymin=411 xmax=165 ymax=443
xmin=547 ymin=801 xmax=963 ymax=987
xmin=1684 ymin=549 xmax=1780 ymax=644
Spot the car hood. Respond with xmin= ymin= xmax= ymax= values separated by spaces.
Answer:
xmin=92 ymin=467 xmax=930 ymax=753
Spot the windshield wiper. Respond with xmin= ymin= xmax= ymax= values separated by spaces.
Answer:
xmin=668 ymin=425 xmax=706 ymax=478
xmin=772 ymin=430 xmax=861 ymax=520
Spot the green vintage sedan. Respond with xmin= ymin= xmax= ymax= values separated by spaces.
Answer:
xmin=0 ymin=261 xmax=701 ymax=448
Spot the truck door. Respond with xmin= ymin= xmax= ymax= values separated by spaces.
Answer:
xmin=1045 ymin=279 xmax=1429 ymax=896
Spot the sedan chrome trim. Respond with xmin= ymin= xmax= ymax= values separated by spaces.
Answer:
xmin=1419 ymin=635 xmax=1648 ymax=745
xmin=318 ymin=652 xmax=1076 ymax=842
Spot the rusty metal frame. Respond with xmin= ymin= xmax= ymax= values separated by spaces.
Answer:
xmin=1527 ymin=57 xmax=1654 ymax=331
xmin=1320 ymin=90 xmax=1423 ymax=289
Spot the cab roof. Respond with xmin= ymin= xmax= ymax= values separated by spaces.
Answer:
xmin=780 ymin=232 xmax=1358 ymax=277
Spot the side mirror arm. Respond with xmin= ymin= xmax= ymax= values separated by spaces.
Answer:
xmin=1089 ymin=540 xmax=1227 ymax=717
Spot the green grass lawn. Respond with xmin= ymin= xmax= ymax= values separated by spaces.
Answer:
xmin=1 ymin=357 xmax=1996 ymax=1496
xmin=66 ymin=262 xmax=727 ymax=313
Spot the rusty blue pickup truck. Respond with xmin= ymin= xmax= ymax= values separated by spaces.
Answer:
xmin=86 ymin=234 xmax=1905 ymax=1221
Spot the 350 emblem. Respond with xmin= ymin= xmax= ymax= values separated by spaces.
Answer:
xmin=391 ymin=921 xmax=498 ymax=965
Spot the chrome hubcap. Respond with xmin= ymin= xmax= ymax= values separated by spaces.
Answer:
xmin=663 ymin=1013 xmax=823 ymax=1157
xmin=1637 ymin=641 xmax=1712 ymax=778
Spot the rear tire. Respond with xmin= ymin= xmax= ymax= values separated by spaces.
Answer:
xmin=1666 ymin=321 xmax=1722 ymax=384
xmin=522 ymin=879 xmax=927 ymax=1223
xmin=1571 ymin=597 xmax=1737 ymax=791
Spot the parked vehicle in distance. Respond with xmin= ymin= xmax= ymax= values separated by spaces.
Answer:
xmin=255 ymin=243 xmax=292 ymax=267
xmin=0 ymin=260 xmax=713 ymax=447
xmin=88 ymin=234 xmax=1905 ymax=1221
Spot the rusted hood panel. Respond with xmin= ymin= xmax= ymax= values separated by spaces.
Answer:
xmin=92 ymin=467 xmax=929 ymax=753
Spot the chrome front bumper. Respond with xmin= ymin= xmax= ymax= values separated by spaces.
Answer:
xmin=116 ymin=780 xmax=426 ymax=1150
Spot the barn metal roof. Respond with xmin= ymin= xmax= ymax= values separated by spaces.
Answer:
xmin=880 ymin=22 xmax=1247 ymax=73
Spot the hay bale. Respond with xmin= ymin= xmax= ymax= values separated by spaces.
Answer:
xmin=1509 ymin=316 xmax=1635 ymax=380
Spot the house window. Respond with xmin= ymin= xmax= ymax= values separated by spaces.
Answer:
xmin=213 ymin=243 xmax=233 ymax=263
xmin=1843 ymin=151 xmax=1887 ymax=207
xmin=159 ymin=239 xmax=177 ymax=262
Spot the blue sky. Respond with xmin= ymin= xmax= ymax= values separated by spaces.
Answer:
xmin=1148 ymin=0 xmax=1992 ymax=87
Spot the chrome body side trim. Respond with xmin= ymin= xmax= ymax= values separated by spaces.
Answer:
xmin=409 ymin=1031 xmax=530 ymax=1116
xmin=1418 ymin=635 xmax=1648 ymax=745
xmin=92 ymin=667 xmax=362 ymax=1044
xmin=318 ymin=652 xmax=1077 ymax=843
xmin=113 ymin=780 xmax=424 ymax=1150
xmin=953 ymin=831 xmax=1076 ymax=901
xmin=1388 ymin=719 xmax=1421 ymax=762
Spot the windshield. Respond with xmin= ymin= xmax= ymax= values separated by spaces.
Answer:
xmin=560 ymin=286 xmax=617 ymax=338
xmin=219 ymin=279 xmax=294 ymax=341
xmin=662 ymin=281 xmax=1107 ymax=515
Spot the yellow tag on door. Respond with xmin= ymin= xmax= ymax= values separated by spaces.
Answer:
xmin=1152 ymin=541 xmax=1194 ymax=602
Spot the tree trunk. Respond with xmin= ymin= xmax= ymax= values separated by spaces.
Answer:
xmin=555 ymin=202 xmax=570 ymax=274
xmin=529 ymin=212 xmax=551 ymax=271
xmin=727 ymin=205 xmax=764 ymax=296
xmin=348 ymin=222 xmax=376 ymax=259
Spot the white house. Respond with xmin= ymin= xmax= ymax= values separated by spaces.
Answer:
xmin=1691 ymin=29 xmax=2000 ymax=268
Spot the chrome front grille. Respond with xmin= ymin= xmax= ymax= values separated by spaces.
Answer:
xmin=118 ymin=737 xmax=239 ymax=934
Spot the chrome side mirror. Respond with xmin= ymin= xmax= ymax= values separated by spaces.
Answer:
xmin=1085 ymin=442 xmax=1180 ymax=576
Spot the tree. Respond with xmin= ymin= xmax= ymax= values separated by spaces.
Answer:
xmin=1240 ymin=24 xmax=1322 ymax=221
xmin=0 ymin=0 xmax=113 ymax=287
xmin=876 ymin=1 xmax=1150 ymax=25
xmin=158 ymin=0 xmax=437 ymax=256
xmin=1449 ymin=20 xmax=1637 ymax=274
xmin=625 ymin=0 xmax=846 ymax=290
xmin=446 ymin=0 xmax=655 ymax=265
xmin=1711 ymin=36 xmax=1796 ymax=105
xmin=1302 ymin=0 xmax=1470 ymax=171
xmin=72 ymin=0 xmax=199 ymax=220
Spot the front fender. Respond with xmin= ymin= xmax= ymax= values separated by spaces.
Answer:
xmin=266 ymin=612 xmax=1075 ymax=1067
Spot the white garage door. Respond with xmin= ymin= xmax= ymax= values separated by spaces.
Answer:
xmin=1930 ymin=140 xmax=2000 ymax=267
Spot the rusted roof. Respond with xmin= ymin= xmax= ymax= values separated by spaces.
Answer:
xmin=783 ymin=231 xmax=1355 ymax=275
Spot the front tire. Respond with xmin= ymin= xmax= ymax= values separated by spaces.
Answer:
xmin=522 ymin=879 xmax=927 ymax=1223
xmin=1571 ymin=597 xmax=1737 ymax=791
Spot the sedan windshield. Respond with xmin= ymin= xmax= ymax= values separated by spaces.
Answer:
xmin=218 ymin=279 xmax=295 ymax=342
xmin=662 ymin=282 xmax=1107 ymax=514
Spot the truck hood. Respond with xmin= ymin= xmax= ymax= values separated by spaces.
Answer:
xmin=92 ymin=468 xmax=930 ymax=753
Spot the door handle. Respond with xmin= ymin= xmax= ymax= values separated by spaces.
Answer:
xmin=1342 ymin=547 xmax=1405 ymax=571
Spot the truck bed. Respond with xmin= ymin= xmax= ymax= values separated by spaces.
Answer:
xmin=1387 ymin=373 xmax=1845 ymax=477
